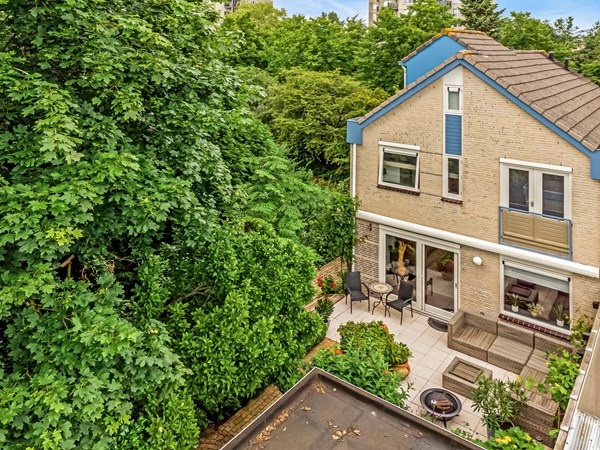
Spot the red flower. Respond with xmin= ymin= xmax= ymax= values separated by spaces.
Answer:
xmin=332 ymin=283 xmax=336 ymax=288
xmin=335 ymin=349 xmax=343 ymax=354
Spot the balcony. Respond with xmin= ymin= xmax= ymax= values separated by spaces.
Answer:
xmin=499 ymin=207 xmax=572 ymax=258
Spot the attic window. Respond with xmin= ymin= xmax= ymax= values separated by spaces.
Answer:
xmin=447 ymin=87 xmax=461 ymax=111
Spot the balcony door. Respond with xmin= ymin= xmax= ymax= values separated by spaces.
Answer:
xmin=502 ymin=162 xmax=570 ymax=219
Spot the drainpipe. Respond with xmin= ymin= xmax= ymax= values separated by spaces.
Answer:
xmin=351 ymin=143 xmax=357 ymax=198
xmin=351 ymin=143 xmax=357 ymax=272
xmin=398 ymin=61 xmax=407 ymax=90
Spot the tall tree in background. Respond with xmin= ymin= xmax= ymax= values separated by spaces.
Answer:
xmin=459 ymin=0 xmax=505 ymax=37
xmin=575 ymin=22 xmax=600 ymax=85
xmin=261 ymin=69 xmax=387 ymax=177
xmin=358 ymin=0 xmax=454 ymax=93
xmin=498 ymin=12 xmax=559 ymax=54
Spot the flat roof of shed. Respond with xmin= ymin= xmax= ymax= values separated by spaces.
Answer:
xmin=222 ymin=368 xmax=481 ymax=450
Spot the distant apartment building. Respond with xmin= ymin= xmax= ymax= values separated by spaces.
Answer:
xmin=214 ymin=0 xmax=272 ymax=16
xmin=368 ymin=0 xmax=463 ymax=26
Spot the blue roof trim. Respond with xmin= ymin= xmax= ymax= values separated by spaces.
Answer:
xmin=347 ymin=58 xmax=600 ymax=179
xmin=347 ymin=119 xmax=363 ymax=145
xmin=404 ymin=36 xmax=466 ymax=85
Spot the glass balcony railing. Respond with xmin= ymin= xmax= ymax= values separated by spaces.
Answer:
xmin=499 ymin=207 xmax=572 ymax=258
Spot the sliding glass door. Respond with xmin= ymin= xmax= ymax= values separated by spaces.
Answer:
xmin=382 ymin=230 xmax=458 ymax=319
xmin=424 ymin=245 xmax=457 ymax=317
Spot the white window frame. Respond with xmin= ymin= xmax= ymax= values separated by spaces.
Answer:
xmin=445 ymin=85 xmax=462 ymax=113
xmin=500 ymin=159 xmax=572 ymax=219
xmin=379 ymin=143 xmax=420 ymax=192
xmin=443 ymin=155 xmax=462 ymax=199
xmin=500 ymin=259 xmax=572 ymax=332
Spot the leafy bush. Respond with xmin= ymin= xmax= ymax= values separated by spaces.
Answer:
xmin=0 ymin=276 xmax=196 ymax=449
xmin=311 ymin=346 xmax=412 ymax=407
xmin=161 ymin=226 xmax=327 ymax=421
xmin=478 ymin=427 xmax=543 ymax=450
xmin=545 ymin=349 xmax=581 ymax=410
xmin=275 ymin=359 xmax=312 ymax=393
xmin=338 ymin=321 xmax=412 ymax=365
xmin=471 ymin=376 xmax=528 ymax=431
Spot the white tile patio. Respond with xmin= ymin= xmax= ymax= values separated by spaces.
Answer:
xmin=327 ymin=297 xmax=520 ymax=443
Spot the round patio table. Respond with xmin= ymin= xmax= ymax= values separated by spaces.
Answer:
xmin=369 ymin=282 xmax=393 ymax=316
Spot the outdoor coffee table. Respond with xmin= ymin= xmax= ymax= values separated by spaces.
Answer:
xmin=369 ymin=282 xmax=393 ymax=316
xmin=419 ymin=388 xmax=462 ymax=428
xmin=442 ymin=357 xmax=492 ymax=400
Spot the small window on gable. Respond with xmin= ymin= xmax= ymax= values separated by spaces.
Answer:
xmin=447 ymin=86 xmax=461 ymax=111
xmin=379 ymin=145 xmax=420 ymax=192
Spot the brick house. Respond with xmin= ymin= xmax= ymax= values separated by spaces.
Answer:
xmin=347 ymin=29 xmax=600 ymax=333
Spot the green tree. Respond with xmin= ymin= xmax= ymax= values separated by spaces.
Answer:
xmin=574 ymin=23 xmax=600 ymax=85
xmin=263 ymin=13 xmax=367 ymax=75
xmin=261 ymin=69 xmax=387 ymax=176
xmin=0 ymin=0 xmax=339 ymax=447
xmin=459 ymin=0 xmax=505 ymax=37
xmin=498 ymin=12 xmax=560 ymax=54
xmin=358 ymin=0 xmax=454 ymax=92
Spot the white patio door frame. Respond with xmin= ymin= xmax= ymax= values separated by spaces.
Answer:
xmin=379 ymin=226 xmax=460 ymax=320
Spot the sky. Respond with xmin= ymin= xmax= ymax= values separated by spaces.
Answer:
xmin=273 ymin=0 xmax=600 ymax=31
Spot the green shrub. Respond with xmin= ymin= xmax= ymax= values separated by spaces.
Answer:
xmin=315 ymin=296 xmax=334 ymax=321
xmin=545 ymin=349 xmax=581 ymax=411
xmin=275 ymin=359 xmax=312 ymax=393
xmin=311 ymin=345 xmax=412 ymax=407
xmin=478 ymin=427 xmax=543 ymax=449
xmin=338 ymin=321 xmax=412 ymax=365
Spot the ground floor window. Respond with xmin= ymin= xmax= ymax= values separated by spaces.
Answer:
xmin=503 ymin=262 xmax=570 ymax=329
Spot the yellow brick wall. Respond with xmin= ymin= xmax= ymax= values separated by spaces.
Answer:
xmin=354 ymin=68 xmax=600 ymax=321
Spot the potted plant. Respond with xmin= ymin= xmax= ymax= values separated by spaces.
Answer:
xmin=315 ymin=296 xmax=334 ymax=323
xmin=437 ymin=254 xmax=454 ymax=280
xmin=471 ymin=376 xmax=528 ymax=436
xmin=552 ymin=304 xmax=567 ymax=327
xmin=508 ymin=293 xmax=521 ymax=313
xmin=391 ymin=341 xmax=413 ymax=377
xmin=527 ymin=302 xmax=544 ymax=318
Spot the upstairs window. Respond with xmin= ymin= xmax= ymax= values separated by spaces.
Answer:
xmin=447 ymin=86 xmax=462 ymax=112
xmin=379 ymin=144 xmax=420 ymax=191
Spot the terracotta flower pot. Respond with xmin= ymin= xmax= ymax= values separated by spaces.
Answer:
xmin=392 ymin=361 xmax=411 ymax=378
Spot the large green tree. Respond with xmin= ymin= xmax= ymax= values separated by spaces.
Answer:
xmin=459 ymin=0 xmax=505 ymax=37
xmin=358 ymin=0 xmax=455 ymax=93
xmin=0 ymin=0 xmax=337 ymax=447
xmin=260 ymin=68 xmax=387 ymax=177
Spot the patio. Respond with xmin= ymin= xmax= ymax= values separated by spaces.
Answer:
xmin=326 ymin=297 xmax=521 ymax=442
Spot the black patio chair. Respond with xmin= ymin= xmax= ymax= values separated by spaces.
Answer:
xmin=345 ymin=271 xmax=370 ymax=313
xmin=386 ymin=281 xmax=414 ymax=325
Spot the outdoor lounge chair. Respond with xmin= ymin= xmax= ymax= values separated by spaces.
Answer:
xmin=345 ymin=271 xmax=370 ymax=313
xmin=386 ymin=281 xmax=414 ymax=325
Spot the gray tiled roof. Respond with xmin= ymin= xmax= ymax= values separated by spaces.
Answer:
xmin=392 ymin=30 xmax=600 ymax=151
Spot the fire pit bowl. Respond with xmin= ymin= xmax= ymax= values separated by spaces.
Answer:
xmin=419 ymin=387 xmax=462 ymax=427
